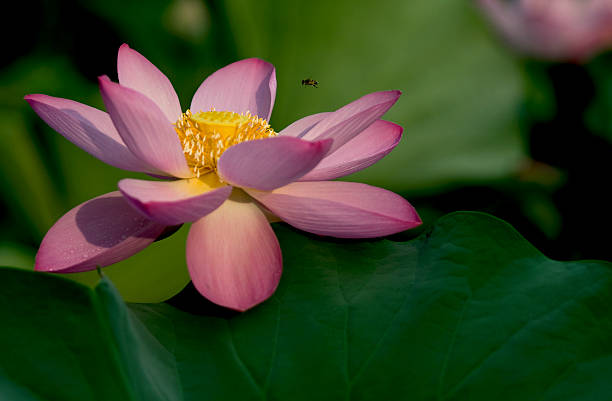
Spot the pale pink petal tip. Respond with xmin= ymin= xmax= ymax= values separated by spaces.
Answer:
xmin=35 ymin=192 xmax=166 ymax=273
xmin=302 ymin=90 xmax=401 ymax=154
xmin=301 ymin=120 xmax=403 ymax=181
xmin=248 ymin=181 xmax=421 ymax=239
xmin=217 ymin=136 xmax=333 ymax=191
xmin=187 ymin=198 xmax=282 ymax=311
xmin=117 ymin=43 xmax=182 ymax=122
xmin=118 ymin=177 xmax=232 ymax=226
xmin=190 ymin=58 xmax=276 ymax=121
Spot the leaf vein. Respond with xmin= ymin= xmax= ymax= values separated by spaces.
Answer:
xmin=348 ymin=263 xmax=418 ymax=388
xmin=226 ymin=321 xmax=266 ymax=400
xmin=441 ymin=296 xmax=580 ymax=400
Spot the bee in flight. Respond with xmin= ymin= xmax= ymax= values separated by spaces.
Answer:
xmin=301 ymin=78 xmax=319 ymax=88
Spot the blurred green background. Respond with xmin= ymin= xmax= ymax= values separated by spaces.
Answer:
xmin=1 ymin=0 xmax=610 ymax=300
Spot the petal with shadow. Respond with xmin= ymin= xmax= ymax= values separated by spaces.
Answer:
xmin=217 ymin=136 xmax=332 ymax=191
xmin=117 ymin=43 xmax=182 ymax=122
xmin=24 ymin=94 xmax=154 ymax=173
xmin=301 ymin=90 xmax=400 ymax=154
xmin=36 ymin=192 xmax=166 ymax=273
xmin=279 ymin=112 xmax=331 ymax=138
xmin=191 ymin=58 xmax=276 ymax=121
xmin=301 ymin=120 xmax=402 ymax=180
xmin=99 ymin=76 xmax=192 ymax=178
xmin=247 ymin=181 xmax=421 ymax=238
xmin=187 ymin=194 xmax=282 ymax=311
xmin=119 ymin=175 xmax=232 ymax=225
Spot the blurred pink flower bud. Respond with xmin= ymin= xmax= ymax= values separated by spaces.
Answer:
xmin=478 ymin=0 xmax=612 ymax=61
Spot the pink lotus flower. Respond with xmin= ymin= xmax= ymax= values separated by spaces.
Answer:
xmin=25 ymin=44 xmax=421 ymax=311
xmin=478 ymin=0 xmax=612 ymax=61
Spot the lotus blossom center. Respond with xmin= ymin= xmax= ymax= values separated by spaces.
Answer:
xmin=175 ymin=109 xmax=277 ymax=177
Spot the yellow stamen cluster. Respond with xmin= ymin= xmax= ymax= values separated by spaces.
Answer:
xmin=175 ymin=109 xmax=277 ymax=177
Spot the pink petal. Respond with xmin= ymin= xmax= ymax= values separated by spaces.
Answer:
xmin=301 ymin=90 xmax=401 ymax=154
xmin=279 ymin=112 xmax=331 ymax=138
xmin=24 ymin=94 xmax=155 ymax=173
xmin=118 ymin=176 xmax=232 ymax=225
xmin=477 ymin=0 xmax=532 ymax=54
xmin=35 ymin=192 xmax=166 ymax=273
xmin=190 ymin=58 xmax=276 ymax=121
xmin=300 ymin=120 xmax=402 ymax=181
xmin=117 ymin=44 xmax=182 ymax=123
xmin=217 ymin=136 xmax=332 ymax=191
xmin=247 ymin=181 xmax=421 ymax=238
xmin=186 ymin=196 xmax=282 ymax=311
xmin=98 ymin=76 xmax=192 ymax=178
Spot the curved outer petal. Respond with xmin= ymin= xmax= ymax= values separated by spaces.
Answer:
xmin=24 ymin=94 xmax=155 ymax=173
xmin=301 ymin=90 xmax=401 ymax=155
xmin=190 ymin=58 xmax=276 ymax=121
xmin=279 ymin=112 xmax=331 ymax=138
xmin=117 ymin=43 xmax=182 ymax=123
xmin=217 ymin=136 xmax=332 ymax=191
xmin=118 ymin=176 xmax=232 ymax=225
xmin=99 ymin=76 xmax=192 ymax=178
xmin=35 ymin=192 xmax=166 ymax=273
xmin=300 ymin=120 xmax=402 ymax=181
xmin=247 ymin=181 xmax=421 ymax=238
xmin=187 ymin=195 xmax=282 ymax=311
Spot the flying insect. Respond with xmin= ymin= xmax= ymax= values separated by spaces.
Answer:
xmin=301 ymin=78 xmax=319 ymax=88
